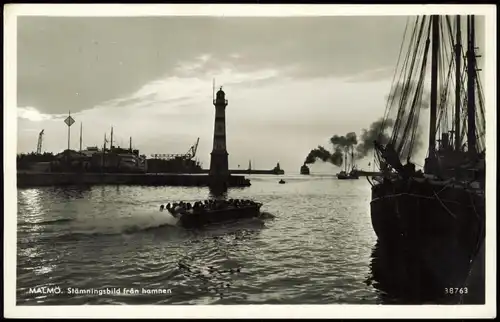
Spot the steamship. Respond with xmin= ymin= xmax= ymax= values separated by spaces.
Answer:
xmin=369 ymin=15 xmax=485 ymax=292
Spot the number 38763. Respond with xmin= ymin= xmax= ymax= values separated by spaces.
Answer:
xmin=444 ymin=287 xmax=468 ymax=295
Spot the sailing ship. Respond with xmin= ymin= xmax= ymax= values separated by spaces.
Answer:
xmin=337 ymin=146 xmax=359 ymax=180
xmin=369 ymin=15 xmax=485 ymax=293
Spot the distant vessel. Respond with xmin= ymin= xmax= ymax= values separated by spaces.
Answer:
xmin=300 ymin=163 xmax=310 ymax=175
xmin=272 ymin=162 xmax=285 ymax=175
xmin=336 ymin=146 xmax=359 ymax=180
xmin=279 ymin=179 xmax=286 ymax=184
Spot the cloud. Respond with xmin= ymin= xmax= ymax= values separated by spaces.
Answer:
xmin=17 ymin=16 xmax=416 ymax=115
xmin=17 ymin=107 xmax=55 ymax=122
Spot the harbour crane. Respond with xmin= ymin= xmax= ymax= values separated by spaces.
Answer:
xmin=185 ymin=137 xmax=200 ymax=160
xmin=150 ymin=137 xmax=201 ymax=160
xmin=36 ymin=130 xmax=44 ymax=154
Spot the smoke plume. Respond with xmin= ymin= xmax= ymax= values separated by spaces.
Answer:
xmin=330 ymin=132 xmax=358 ymax=148
xmin=304 ymin=81 xmax=433 ymax=167
xmin=355 ymin=118 xmax=395 ymax=159
xmin=304 ymin=146 xmax=332 ymax=165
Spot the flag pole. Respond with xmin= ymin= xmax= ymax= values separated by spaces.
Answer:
xmin=67 ymin=111 xmax=71 ymax=152
xmin=79 ymin=122 xmax=83 ymax=152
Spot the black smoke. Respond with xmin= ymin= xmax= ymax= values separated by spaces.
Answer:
xmin=330 ymin=132 xmax=358 ymax=148
xmin=356 ymin=118 xmax=395 ymax=159
xmin=329 ymin=147 xmax=344 ymax=166
xmin=304 ymin=81 xmax=432 ymax=166
xmin=304 ymin=132 xmax=358 ymax=167
xmin=305 ymin=146 xmax=332 ymax=165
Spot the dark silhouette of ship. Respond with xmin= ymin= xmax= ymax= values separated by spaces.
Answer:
xmin=300 ymin=163 xmax=310 ymax=175
xmin=336 ymin=146 xmax=359 ymax=180
xmin=369 ymin=15 xmax=485 ymax=294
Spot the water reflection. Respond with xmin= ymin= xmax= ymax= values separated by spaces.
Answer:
xmin=178 ymin=221 xmax=264 ymax=301
xmin=48 ymin=186 xmax=92 ymax=200
xmin=208 ymin=186 xmax=228 ymax=199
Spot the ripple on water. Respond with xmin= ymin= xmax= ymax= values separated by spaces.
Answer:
xmin=16 ymin=179 xmax=384 ymax=305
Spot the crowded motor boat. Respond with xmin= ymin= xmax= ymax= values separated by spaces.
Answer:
xmin=159 ymin=199 xmax=262 ymax=217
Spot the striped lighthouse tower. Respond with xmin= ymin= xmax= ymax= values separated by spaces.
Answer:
xmin=209 ymin=86 xmax=229 ymax=178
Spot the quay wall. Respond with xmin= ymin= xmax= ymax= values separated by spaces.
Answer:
xmin=17 ymin=172 xmax=250 ymax=188
xmin=199 ymin=169 xmax=284 ymax=175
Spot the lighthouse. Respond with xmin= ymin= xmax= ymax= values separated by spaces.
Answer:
xmin=209 ymin=87 xmax=229 ymax=178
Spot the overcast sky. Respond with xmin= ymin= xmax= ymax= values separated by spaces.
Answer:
xmin=16 ymin=15 xmax=486 ymax=173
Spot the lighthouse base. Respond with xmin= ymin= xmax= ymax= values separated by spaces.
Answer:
xmin=209 ymin=151 xmax=229 ymax=177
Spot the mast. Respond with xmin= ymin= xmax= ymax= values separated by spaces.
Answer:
xmin=102 ymin=133 xmax=107 ymax=168
xmin=351 ymin=146 xmax=355 ymax=170
xmin=110 ymin=127 xmax=114 ymax=150
xmin=79 ymin=122 xmax=83 ymax=152
xmin=129 ymin=136 xmax=132 ymax=152
xmin=428 ymin=15 xmax=440 ymax=158
xmin=467 ymin=15 xmax=476 ymax=155
xmin=344 ymin=149 xmax=347 ymax=172
xmin=67 ymin=111 xmax=71 ymax=152
xmin=454 ymin=15 xmax=462 ymax=151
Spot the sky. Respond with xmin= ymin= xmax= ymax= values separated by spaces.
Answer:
xmin=16 ymin=15 xmax=486 ymax=173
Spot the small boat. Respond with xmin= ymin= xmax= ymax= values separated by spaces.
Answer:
xmin=279 ymin=179 xmax=286 ymax=184
xmin=337 ymin=170 xmax=359 ymax=180
xmin=163 ymin=200 xmax=263 ymax=229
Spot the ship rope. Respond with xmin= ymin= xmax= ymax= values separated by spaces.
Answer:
xmin=435 ymin=20 xmax=455 ymax=139
xmin=389 ymin=18 xmax=429 ymax=152
xmin=374 ymin=16 xmax=414 ymax=169
xmin=432 ymin=190 xmax=457 ymax=219
xmin=397 ymin=31 xmax=430 ymax=160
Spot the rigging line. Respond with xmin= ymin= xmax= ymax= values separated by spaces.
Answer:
xmin=475 ymin=62 xmax=486 ymax=140
xmin=378 ymin=16 xmax=414 ymax=140
xmin=436 ymin=27 xmax=455 ymax=135
xmin=445 ymin=15 xmax=458 ymax=134
xmin=379 ymin=21 xmax=418 ymax=145
xmin=382 ymin=17 xmax=420 ymax=143
xmin=398 ymin=32 xmax=430 ymax=157
xmin=391 ymin=17 xmax=429 ymax=146
xmin=440 ymin=20 xmax=454 ymax=129
xmin=395 ymin=18 xmax=430 ymax=150
xmin=443 ymin=20 xmax=456 ymax=130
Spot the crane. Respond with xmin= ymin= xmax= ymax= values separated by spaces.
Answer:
xmin=185 ymin=137 xmax=200 ymax=160
xmin=150 ymin=137 xmax=200 ymax=160
xmin=36 ymin=130 xmax=44 ymax=154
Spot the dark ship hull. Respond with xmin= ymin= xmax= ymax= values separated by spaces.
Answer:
xmin=175 ymin=204 xmax=262 ymax=229
xmin=370 ymin=176 xmax=485 ymax=289
xmin=337 ymin=173 xmax=359 ymax=180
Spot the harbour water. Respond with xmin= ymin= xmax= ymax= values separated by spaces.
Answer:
xmin=16 ymin=174 xmax=480 ymax=305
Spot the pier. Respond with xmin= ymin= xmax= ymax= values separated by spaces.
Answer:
xmin=16 ymin=172 xmax=251 ymax=188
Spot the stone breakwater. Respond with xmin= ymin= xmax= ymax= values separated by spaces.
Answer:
xmin=16 ymin=172 xmax=251 ymax=188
